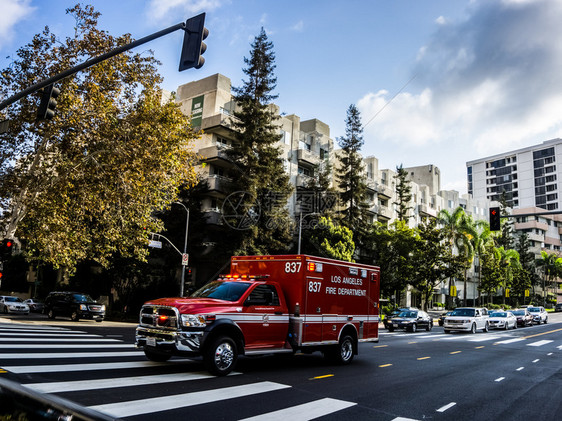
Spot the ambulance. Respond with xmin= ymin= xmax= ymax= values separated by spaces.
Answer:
xmin=135 ymin=255 xmax=380 ymax=375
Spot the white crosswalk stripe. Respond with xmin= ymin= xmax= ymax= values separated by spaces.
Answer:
xmin=527 ymin=340 xmax=553 ymax=347
xmin=0 ymin=351 xmax=143 ymax=359
xmin=239 ymin=398 xmax=357 ymax=421
xmin=2 ymin=359 xmax=193 ymax=373
xmin=88 ymin=382 xmax=291 ymax=418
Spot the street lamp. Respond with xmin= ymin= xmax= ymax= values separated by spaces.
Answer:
xmin=173 ymin=201 xmax=189 ymax=297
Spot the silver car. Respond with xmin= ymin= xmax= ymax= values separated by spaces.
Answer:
xmin=0 ymin=295 xmax=30 ymax=315
xmin=528 ymin=306 xmax=548 ymax=324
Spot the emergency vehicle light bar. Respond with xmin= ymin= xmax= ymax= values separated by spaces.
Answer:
xmin=306 ymin=262 xmax=323 ymax=273
xmin=219 ymin=274 xmax=269 ymax=280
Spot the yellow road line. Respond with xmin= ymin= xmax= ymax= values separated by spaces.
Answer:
xmin=0 ymin=370 xmax=7 ymax=374
xmin=373 ymin=345 xmax=388 ymax=348
xmin=408 ymin=341 xmax=417 ymax=344
xmin=475 ymin=346 xmax=485 ymax=349
xmin=417 ymin=357 xmax=431 ymax=360
xmin=450 ymin=351 xmax=462 ymax=354
xmin=310 ymin=374 xmax=334 ymax=380
xmin=522 ymin=327 xmax=562 ymax=339
xmin=379 ymin=364 xmax=393 ymax=368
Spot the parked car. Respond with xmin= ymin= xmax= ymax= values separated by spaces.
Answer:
xmin=443 ymin=307 xmax=489 ymax=333
xmin=0 ymin=296 xmax=29 ymax=315
xmin=383 ymin=307 xmax=418 ymax=330
xmin=387 ymin=309 xmax=433 ymax=332
xmin=528 ymin=306 xmax=548 ymax=324
xmin=23 ymin=298 xmax=44 ymax=313
xmin=555 ymin=303 xmax=562 ymax=312
xmin=44 ymin=291 xmax=105 ymax=322
xmin=488 ymin=311 xmax=517 ymax=330
xmin=512 ymin=308 xmax=534 ymax=327
xmin=438 ymin=311 xmax=453 ymax=326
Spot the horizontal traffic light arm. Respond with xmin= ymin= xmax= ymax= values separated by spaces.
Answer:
xmin=0 ymin=20 xmax=188 ymax=112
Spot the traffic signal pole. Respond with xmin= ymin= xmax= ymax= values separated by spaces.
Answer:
xmin=0 ymin=15 xmax=207 ymax=113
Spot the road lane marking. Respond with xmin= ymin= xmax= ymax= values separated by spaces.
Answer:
xmin=516 ymin=367 xmax=524 ymax=371
xmin=0 ymin=359 xmax=193 ymax=373
xmin=527 ymin=340 xmax=553 ymax=347
xmin=475 ymin=346 xmax=485 ymax=349
xmin=547 ymin=353 xmax=553 ymax=356
xmin=495 ymin=377 xmax=505 ymax=382
xmin=468 ymin=336 xmax=500 ymax=342
xmin=532 ymin=359 xmax=540 ymax=363
xmin=436 ymin=402 xmax=456 ymax=412
xmin=373 ymin=345 xmax=388 ymax=348
xmin=408 ymin=341 xmax=417 ymax=344
xmin=417 ymin=357 xmax=430 ymax=360
xmin=89 ymin=382 xmax=291 ymax=418
xmin=379 ymin=364 xmax=393 ymax=368
xmin=450 ymin=351 xmax=462 ymax=354
xmin=0 ymin=351 xmax=143 ymax=359
xmin=25 ymin=372 xmax=236 ymax=393
xmin=523 ymin=327 xmax=562 ymax=339
xmin=239 ymin=398 xmax=356 ymax=421
xmin=494 ymin=338 xmax=525 ymax=345
xmin=310 ymin=374 xmax=334 ymax=380
xmin=0 ymin=332 xmax=100 ymax=337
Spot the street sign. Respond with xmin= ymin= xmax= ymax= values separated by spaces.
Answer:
xmin=148 ymin=240 xmax=162 ymax=249
xmin=182 ymin=253 xmax=189 ymax=266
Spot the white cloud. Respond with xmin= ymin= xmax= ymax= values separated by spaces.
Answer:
xmin=146 ymin=0 xmax=228 ymax=22
xmin=291 ymin=20 xmax=304 ymax=32
xmin=0 ymin=0 xmax=35 ymax=49
xmin=357 ymin=0 xmax=562 ymax=193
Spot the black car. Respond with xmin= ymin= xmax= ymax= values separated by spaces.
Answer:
xmin=438 ymin=311 xmax=453 ymax=326
xmin=44 ymin=291 xmax=105 ymax=322
xmin=388 ymin=310 xmax=433 ymax=332
xmin=383 ymin=307 xmax=417 ymax=329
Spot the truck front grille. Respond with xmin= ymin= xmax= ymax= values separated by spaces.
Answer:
xmin=140 ymin=306 xmax=179 ymax=329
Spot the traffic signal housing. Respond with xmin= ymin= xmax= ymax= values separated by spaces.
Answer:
xmin=179 ymin=13 xmax=209 ymax=71
xmin=36 ymin=84 xmax=60 ymax=121
xmin=0 ymin=239 xmax=14 ymax=258
xmin=489 ymin=207 xmax=501 ymax=231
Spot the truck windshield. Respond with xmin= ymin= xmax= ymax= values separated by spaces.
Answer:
xmin=451 ymin=308 xmax=475 ymax=317
xmin=191 ymin=281 xmax=251 ymax=302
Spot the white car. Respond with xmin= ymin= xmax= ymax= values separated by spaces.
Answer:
xmin=528 ymin=306 xmax=548 ymax=324
xmin=443 ymin=307 xmax=489 ymax=333
xmin=488 ymin=311 xmax=517 ymax=330
xmin=0 ymin=295 xmax=30 ymax=315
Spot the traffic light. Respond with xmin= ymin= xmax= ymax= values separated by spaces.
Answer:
xmin=489 ymin=207 xmax=501 ymax=231
xmin=179 ymin=13 xmax=209 ymax=71
xmin=0 ymin=239 xmax=14 ymax=258
xmin=36 ymin=84 xmax=60 ymax=121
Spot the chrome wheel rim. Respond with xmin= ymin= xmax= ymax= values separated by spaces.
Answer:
xmin=214 ymin=342 xmax=234 ymax=370
xmin=341 ymin=339 xmax=353 ymax=362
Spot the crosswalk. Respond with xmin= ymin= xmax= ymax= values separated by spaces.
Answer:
xmin=379 ymin=329 xmax=557 ymax=347
xmin=0 ymin=323 xmax=357 ymax=420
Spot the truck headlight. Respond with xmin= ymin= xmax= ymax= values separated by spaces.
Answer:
xmin=181 ymin=314 xmax=206 ymax=328
xmin=100 ymin=305 xmax=106 ymax=311
xmin=79 ymin=304 xmax=87 ymax=311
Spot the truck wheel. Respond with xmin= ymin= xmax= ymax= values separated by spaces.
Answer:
xmin=70 ymin=311 xmax=80 ymax=322
xmin=470 ymin=323 xmax=477 ymax=334
xmin=204 ymin=335 xmax=238 ymax=376
xmin=47 ymin=309 xmax=56 ymax=319
xmin=326 ymin=335 xmax=355 ymax=365
xmin=144 ymin=349 xmax=171 ymax=362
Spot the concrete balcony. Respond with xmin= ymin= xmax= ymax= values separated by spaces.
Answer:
xmin=365 ymin=178 xmax=377 ymax=193
xmin=206 ymin=175 xmax=232 ymax=194
xmin=201 ymin=113 xmax=238 ymax=137
xmin=297 ymin=148 xmax=320 ymax=167
xmin=514 ymin=221 xmax=548 ymax=232
xmin=378 ymin=205 xmax=393 ymax=220
xmin=377 ymin=183 xmax=393 ymax=199
xmin=198 ymin=145 xmax=231 ymax=164
xmin=419 ymin=203 xmax=437 ymax=218
xmin=296 ymin=174 xmax=314 ymax=188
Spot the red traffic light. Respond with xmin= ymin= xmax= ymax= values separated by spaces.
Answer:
xmin=489 ymin=207 xmax=501 ymax=231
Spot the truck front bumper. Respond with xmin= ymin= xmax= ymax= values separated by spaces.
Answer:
xmin=135 ymin=326 xmax=204 ymax=355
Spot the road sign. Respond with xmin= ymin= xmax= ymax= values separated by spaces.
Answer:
xmin=148 ymin=240 xmax=162 ymax=249
xmin=182 ymin=253 xmax=189 ymax=266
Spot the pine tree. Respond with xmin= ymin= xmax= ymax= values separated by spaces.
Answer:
xmin=336 ymin=104 xmax=369 ymax=238
xmin=225 ymin=28 xmax=293 ymax=255
xmin=394 ymin=164 xmax=413 ymax=222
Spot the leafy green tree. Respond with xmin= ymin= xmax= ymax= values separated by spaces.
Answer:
xmin=514 ymin=232 xmax=535 ymax=304
xmin=497 ymin=247 xmax=520 ymax=305
xmin=394 ymin=164 xmax=413 ymax=223
xmin=0 ymin=5 xmax=198 ymax=277
xmin=410 ymin=220 xmax=453 ymax=310
xmin=496 ymin=193 xmax=515 ymax=249
xmin=536 ymin=251 xmax=561 ymax=307
xmin=226 ymin=27 xmax=293 ymax=255
xmin=309 ymin=217 xmax=355 ymax=261
xmin=480 ymin=243 xmax=503 ymax=303
xmin=336 ymin=104 xmax=370 ymax=245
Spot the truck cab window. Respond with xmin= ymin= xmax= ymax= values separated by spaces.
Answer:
xmin=246 ymin=285 xmax=279 ymax=306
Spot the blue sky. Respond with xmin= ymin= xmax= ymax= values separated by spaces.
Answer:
xmin=3 ymin=0 xmax=562 ymax=194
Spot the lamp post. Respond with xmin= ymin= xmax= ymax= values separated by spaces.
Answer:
xmin=173 ymin=201 xmax=189 ymax=297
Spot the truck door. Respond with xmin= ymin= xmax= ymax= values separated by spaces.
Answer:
xmin=303 ymin=276 xmax=324 ymax=343
xmin=242 ymin=284 xmax=288 ymax=349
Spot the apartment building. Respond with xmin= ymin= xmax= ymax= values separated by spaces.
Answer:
xmin=467 ymin=138 xmax=562 ymax=210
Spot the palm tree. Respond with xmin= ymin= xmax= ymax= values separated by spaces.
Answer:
xmin=469 ymin=221 xmax=494 ymax=306
xmin=438 ymin=207 xmax=472 ymax=307
xmin=537 ymin=251 xmax=560 ymax=307
xmin=497 ymin=247 xmax=520 ymax=305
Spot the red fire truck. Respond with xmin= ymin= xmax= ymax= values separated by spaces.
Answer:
xmin=135 ymin=255 xmax=380 ymax=375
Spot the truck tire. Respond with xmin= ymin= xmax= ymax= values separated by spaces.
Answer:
xmin=70 ymin=311 xmax=80 ymax=322
xmin=47 ymin=309 xmax=56 ymax=319
xmin=325 ymin=334 xmax=355 ymax=365
xmin=204 ymin=335 xmax=238 ymax=376
xmin=144 ymin=349 xmax=171 ymax=362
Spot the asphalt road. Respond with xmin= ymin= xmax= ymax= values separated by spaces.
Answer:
xmin=0 ymin=312 xmax=561 ymax=420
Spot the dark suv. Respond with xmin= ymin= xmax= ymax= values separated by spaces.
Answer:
xmin=44 ymin=292 xmax=105 ymax=322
